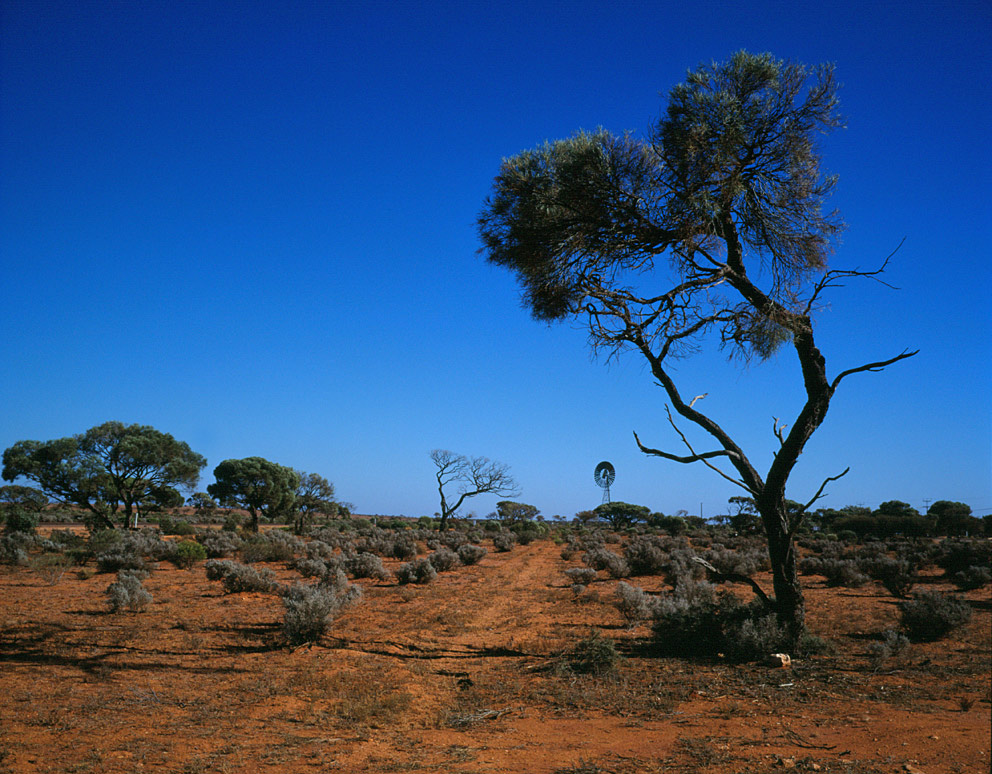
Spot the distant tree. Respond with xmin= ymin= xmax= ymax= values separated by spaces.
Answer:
xmin=874 ymin=500 xmax=919 ymax=518
xmin=478 ymin=51 xmax=917 ymax=643
xmin=593 ymin=501 xmax=650 ymax=529
xmin=2 ymin=422 xmax=206 ymax=530
xmin=208 ymin=458 xmax=300 ymax=533
xmin=495 ymin=500 xmax=539 ymax=525
xmin=187 ymin=492 xmax=218 ymax=515
xmin=430 ymin=450 xmax=519 ymax=531
xmin=928 ymin=500 xmax=977 ymax=536
xmin=293 ymin=471 xmax=337 ymax=534
xmin=727 ymin=496 xmax=762 ymax=534
xmin=646 ymin=512 xmax=687 ymax=535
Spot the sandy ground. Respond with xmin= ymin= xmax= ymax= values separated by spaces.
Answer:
xmin=0 ymin=536 xmax=989 ymax=773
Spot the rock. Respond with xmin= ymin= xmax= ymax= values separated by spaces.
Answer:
xmin=779 ymin=757 xmax=796 ymax=768
xmin=903 ymin=764 xmax=926 ymax=774
xmin=767 ymin=653 xmax=792 ymax=668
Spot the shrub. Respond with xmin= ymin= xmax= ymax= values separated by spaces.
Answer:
xmin=820 ymin=559 xmax=869 ymax=588
xmin=241 ymin=533 xmax=301 ymax=563
xmin=198 ymin=531 xmax=244 ymax=558
xmin=96 ymin=545 xmax=148 ymax=574
xmin=582 ymin=546 xmax=630 ymax=579
xmin=492 ymin=532 xmax=516 ymax=552
xmin=868 ymin=628 xmax=910 ymax=663
xmin=106 ymin=571 xmax=152 ymax=613
xmin=281 ymin=581 xmax=361 ymax=646
xmin=345 ymin=552 xmax=391 ymax=581
xmin=158 ymin=516 xmax=195 ymax=536
xmin=218 ymin=561 xmax=276 ymax=593
xmin=564 ymin=567 xmax=598 ymax=585
xmin=614 ymin=581 xmax=662 ymax=623
xmin=624 ymin=537 xmax=668 ymax=576
xmin=170 ymin=540 xmax=207 ymax=569
xmin=863 ymin=556 xmax=916 ymax=598
xmin=937 ymin=540 xmax=992 ymax=577
xmin=563 ymin=632 xmax=621 ymax=675
xmin=952 ymin=566 xmax=991 ymax=591
xmin=390 ymin=533 xmax=419 ymax=560
xmin=428 ymin=548 xmax=461 ymax=572
xmin=396 ymin=558 xmax=437 ymax=585
xmin=293 ymin=557 xmax=330 ymax=578
xmin=0 ymin=534 xmax=29 ymax=565
xmin=205 ymin=558 xmax=238 ymax=581
xmin=456 ymin=543 xmax=487 ymax=566
xmin=30 ymin=553 xmax=75 ymax=585
xmin=3 ymin=508 xmax=38 ymax=534
xmin=899 ymin=591 xmax=973 ymax=642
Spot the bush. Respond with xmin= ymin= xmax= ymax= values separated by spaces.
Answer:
xmin=293 ymin=557 xmax=330 ymax=578
xmin=650 ymin=579 xmax=787 ymax=661
xmin=396 ymin=558 xmax=437 ymax=585
xmin=582 ymin=546 xmax=630 ymax=579
xmin=820 ymin=559 xmax=869 ymax=588
xmin=241 ymin=533 xmax=301 ymax=563
xmin=3 ymin=508 xmax=38 ymax=534
xmin=952 ymin=565 xmax=991 ymax=591
xmin=158 ymin=516 xmax=195 ymax=536
xmin=345 ymin=552 xmax=390 ymax=581
xmin=868 ymin=629 xmax=910 ymax=663
xmin=899 ymin=591 xmax=973 ymax=642
xmin=170 ymin=540 xmax=207 ymax=569
xmin=0 ymin=534 xmax=29 ymax=565
xmin=937 ymin=540 xmax=992 ymax=577
xmin=106 ymin=570 xmax=152 ymax=613
xmin=217 ymin=561 xmax=276 ymax=593
xmin=863 ymin=556 xmax=916 ymax=598
xmin=564 ymin=567 xmax=598 ymax=585
xmin=563 ymin=632 xmax=621 ymax=675
xmin=492 ymin=532 xmax=516 ymax=552
xmin=456 ymin=543 xmax=487 ymax=566
xmin=614 ymin=581 xmax=663 ymax=623
xmin=624 ymin=537 xmax=668 ymax=576
xmin=199 ymin=531 xmax=244 ymax=558
xmin=281 ymin=581 xmax=361 ymax=646
xmin=96 ymin=545 xmax=148 ymax=574
xmin=205 ymin=558 xmax=238 ymax=581
xmin=428 ymin=547 xmax=461 ymax=572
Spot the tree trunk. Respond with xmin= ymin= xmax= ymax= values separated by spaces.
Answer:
xmin=761 ymin=504 xmax=805 ymax=647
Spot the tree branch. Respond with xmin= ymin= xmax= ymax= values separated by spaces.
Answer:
xmin=831 ymin=349 xmax=919 ymax=391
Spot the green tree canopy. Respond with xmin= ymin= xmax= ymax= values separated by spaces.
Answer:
xmin=593 ymin=501 xmax=651 ymax=529
xmin=495 ymin=500 xmax=539 ymax=525
xmin=293 ymin=471 xmax=337 ymax=534
xmin=207 ymin=457 xmax=300 ymax=533
xmin=2 ymin=422 xmax=206 ymax=530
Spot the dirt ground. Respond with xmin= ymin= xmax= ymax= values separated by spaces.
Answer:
xmin=0 ymin=534 xmax=989 ymax=773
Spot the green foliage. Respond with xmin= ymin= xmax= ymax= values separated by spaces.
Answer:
xmin=592 ymin=502 xmax=650 ymax=529
xmin=208 ymin=457 xmax=300 ymax=533
xmin=495 ymin=500 xmax=539 ymax=524
xmin=563 ymin=632 xmax=621 ymax=675
xmin=293 ymin=471 xmax=337 ymax=534
xmin=928 ymin=500 xmax=978 ymax=536
xmin=2 ymin=422 xmax=205 ymax=530
xmin=170 ymin=540 xmax=207 ymax=569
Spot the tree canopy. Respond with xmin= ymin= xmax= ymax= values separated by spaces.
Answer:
xmin=478 ymin=50 xmax=916 ymax=643
xmin=207 ymin=457 xmax=299 ymax=533
xmin=2 ymin=421 xmax=206 ymax=530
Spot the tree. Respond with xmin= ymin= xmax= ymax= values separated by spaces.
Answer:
xmin=430 ymin=450 xmax=519 ymax=530
xmin=495 ymin=500 xmax=539 ymax=525
xmin=293 ymin=471 xmax=337 ymax=534
xmin=478 ymin=51 xmax=916 ymax=644
xmin=2 ymin=422 xmax=206 ymax=530
xmin=207 ymin=458 xmax=299 ymax=533
xmin=0 ymin=485 xmax=47 ymax=533
xmin=928 ymin=500 xmax=976 ymax=536
xmin=593 ymin=501 xmax=650 ymax=529
xmin=727 ymin=496 xmax=762 ymax=534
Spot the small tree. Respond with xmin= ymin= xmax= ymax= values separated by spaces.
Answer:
xmin=208 ymin=458 xmax=299 ymax=533
xmin=593 ymin=501 xmax=650 ymax=529
xmin=928 ymin=500 xmax=976 ymax=536
xmin=430 ymin=450 xmax=519 ymax=530
xmin=495 ymin=500 xmax=539 ymax=525
xmin=0 ymin=485 xmax=48 ymax=533
xmin=3 ymin=422 xmax=206 ymax=530
xmin=293 ymin=471 xmax=337 ymax=534
xmin=478 ymin=51 xmax=916 ymax=644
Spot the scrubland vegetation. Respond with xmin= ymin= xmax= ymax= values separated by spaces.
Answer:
xmin=0 ymin=509 xmax=988 ymax=773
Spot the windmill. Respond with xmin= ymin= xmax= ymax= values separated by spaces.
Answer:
xmin=594 ymin=461 xmax=615 ymax=504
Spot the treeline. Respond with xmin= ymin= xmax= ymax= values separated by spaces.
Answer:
xmin=1 ymin=421 xmax=345 ymax=534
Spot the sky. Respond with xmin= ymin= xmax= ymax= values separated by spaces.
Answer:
xmin=2 ymin=0 xmax=990 ymax=521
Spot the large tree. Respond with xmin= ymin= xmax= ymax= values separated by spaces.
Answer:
xmin=2 ymin=421 xmax=206 ymax=530
xmin=207 ymin=457 xmax=300 ymax=533
xmin=478 ymin=51 xmax=915 ymax=643
xmin=430 ymin=450 xmax=519 ymax=530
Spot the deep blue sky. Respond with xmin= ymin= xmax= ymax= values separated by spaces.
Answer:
xmin=2 ymin=0 xmax=989 ymax=520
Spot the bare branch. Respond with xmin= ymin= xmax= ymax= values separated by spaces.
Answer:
xmin=804 ymin=239 xmax=906 ymax=315
xmin=831 ymin=349 xmax=919 ymax=391
xmin=772 ymin=416 xmax=788 ymax=447
xmin=789 ymin=467 xmax=851 ymax=538
xmin=633 ymin=407 xmax=756 ymax=495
